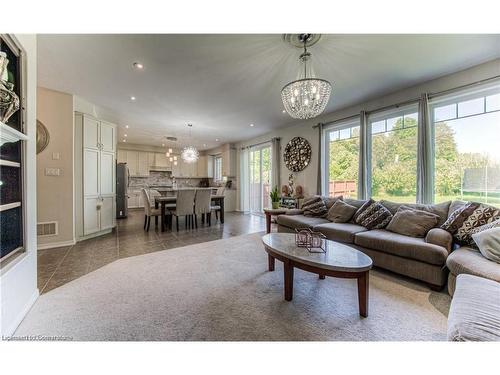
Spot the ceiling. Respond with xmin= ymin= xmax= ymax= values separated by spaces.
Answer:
xmin=37 ymin=34 xmax=500 ymax=150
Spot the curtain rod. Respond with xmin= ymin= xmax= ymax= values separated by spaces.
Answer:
xmin=241 ymin=137 xmax=280 ymax=150
xmin=312 ymin=74 xmax=500 ymax=129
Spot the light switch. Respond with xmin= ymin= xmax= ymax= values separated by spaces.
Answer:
xmin=45 ymin=168 xmax=61 ymax=176
xmin=52 ymin=152 xmax=60 ymax=160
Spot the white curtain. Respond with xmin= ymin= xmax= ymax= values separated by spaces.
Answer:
xmin=239 ymin=147 xmax=250 ymax=212
xmin=270 ymin=137 xmax=281 ymax=191
xmin=317 ymin=123 xmax=323 ymax=195
xmin=358 ymin=111 xmax=371 ymax=199
xmin=417 ymin=93 xmax=434 ymax=204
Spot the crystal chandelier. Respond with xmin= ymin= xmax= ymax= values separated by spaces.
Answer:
xmin=180 ymin=124 xmax=199 ymax=163
xmin=281 ymin=34 xmax=332 ymax=120
xmin=181 ymin=146 xmax=199 ymax=163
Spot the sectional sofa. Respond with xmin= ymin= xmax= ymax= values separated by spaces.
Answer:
xmin=276 ymin=197 xmax=500 ymax=291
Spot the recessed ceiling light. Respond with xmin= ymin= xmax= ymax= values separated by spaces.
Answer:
xmin=162 ymin=143 xmax=165 ymax=147
xmin=250 ymin=123 xmax=254 ymax=127
xmin=125 ymin=125 xmax=129 ymax=129
xmin=282 ymin=110 xmax=286 ymax=113
xmin=124 ymin=134 xmax=127 ymax=137
xmin=215 ymin=138 xmax=219 ymax=142
xmin=130 ymin=96 xmax=136 ymax=101
xmin=133 ymin=62 xmax=144 ymax=70
xmin=203 ymin=143 xmax=207 ymax=147
xmin=123 ymin=139 xmax=126 ymax=142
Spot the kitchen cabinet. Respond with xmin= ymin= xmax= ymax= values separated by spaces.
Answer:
xmin=137 ymin=151 xmax=150 ymax=177
xmin=221 ymin=148 xmax=236 ymax=177
xmin=125 ymin=150 xmax=139 ymax=176
xmin=117 ymin=149 xmax=127 ymax=163
xmin=196 ymin=155 xmax=213 ymax=178
xmin=127 ymin=188 xmax=144 ymax=208
xmin=75 ymin=113 xmax=117 ymax=239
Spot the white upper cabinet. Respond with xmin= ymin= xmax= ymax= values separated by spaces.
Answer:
xmin=222 ymin=148 xmax=236 ymax=177
xmin=83 ymin=149 xmax=99 ymax=196
xmin=117 ymin=149 xmax=127 ymax=163
xmin=126 ymin=150 xmax=139 ymax=176
xmin=137 ymin=151 xmax=150 ymax=176
xmin=100 ymin=151 xmax=115 ymax=195
xmin=100 ymin=121 xmax=116 ymax=152
xmin=155 ymin=152 xmax=169 ymax=168
xmin=83 ymin=116 xmax=100 ymax=150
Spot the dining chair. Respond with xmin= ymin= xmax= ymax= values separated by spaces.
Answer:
xmin=194 ymin=189 xmax=212 ymax=227
xmin=141 ymin=188 xmax=161 ymax=231
xmin=170 ymin=189 xmax=196 ymax=231
xmin=211 ymin=187 xmax=225 ymax=221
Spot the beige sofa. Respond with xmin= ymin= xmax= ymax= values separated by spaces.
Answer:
xmin=277 ymin=197 xmax=462 ymax=290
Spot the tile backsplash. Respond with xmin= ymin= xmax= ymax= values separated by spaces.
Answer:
xmin=129 ymin=171 xmax=206 ymax=188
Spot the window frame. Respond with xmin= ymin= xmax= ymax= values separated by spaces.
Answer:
xmin=214 ymin=155 xmax=222 ymax=182
xmin=429 ymin=82 xmax=500 ymax=203
xmin=322 ymin=117 xmax=361 ymax=197
xmin=367 ymin=103 xmax=419 ymax=202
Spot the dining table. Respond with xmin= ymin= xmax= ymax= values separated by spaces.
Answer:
xmin=154 ymin=194 xmax=225 ymax=232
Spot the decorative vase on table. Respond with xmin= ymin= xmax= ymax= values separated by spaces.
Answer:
xmin=270 ymin=185 xmax=280 ymax=209
xmin=272 ymin=201 xmax=280 ymax=209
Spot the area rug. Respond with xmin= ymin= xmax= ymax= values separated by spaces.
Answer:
xmin=15 ymin=232 xmax=451 ymax=341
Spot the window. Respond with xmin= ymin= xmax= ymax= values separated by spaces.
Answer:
xmin=431 ymin=86 xmax=500 ymax=204
xmin=214 ymin=156 xmax=222 ymax=181
xmin=368 ymin=106 xmax=419 ymax=202
xmin=323 ymin=119 xmax=360 ymax=198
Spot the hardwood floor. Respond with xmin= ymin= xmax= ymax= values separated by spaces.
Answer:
xmin=37 ymin=210 xmax=266 ymax=294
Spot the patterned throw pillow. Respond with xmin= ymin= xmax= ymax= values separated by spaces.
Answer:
xmin=302 ymin=196 xmax=328 ymax=217
xmin=354 ymin=201 xmax=393 ymax=230
xmin=353 ymin=198 xmax=374 ymax=222
xmin=470 ymin=219 xmax=500 ymax=248
xmin=441 ymin=202 xmax=480 ymax=234
xmin=454 ymin=204 xmax=500 ymax=246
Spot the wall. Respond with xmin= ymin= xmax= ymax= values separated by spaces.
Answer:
xmin=1 ymin=34 xmax=38 ymax=336
xmin=236 ymin=58 xmax=500 ymax=209
xmin=36 ymin=87 xmax=74 ymax=248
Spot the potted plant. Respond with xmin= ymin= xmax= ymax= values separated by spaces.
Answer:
xmin=270 ymin=186 xmax=280 ymax=209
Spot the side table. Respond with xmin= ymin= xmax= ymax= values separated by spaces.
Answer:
xmin=263 ymin=208 xmax=287 ymax=234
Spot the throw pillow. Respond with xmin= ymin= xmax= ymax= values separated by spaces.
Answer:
xmin=440 ymin=201 xmax=480 ymax=234
xmin=353 ymin=198 xmax=374 ymax=222
xmin=470 ymin=218 xmax=500 ymax=248
xmin=301 ymin=196 xmax=328 ymax=217
xmin=472 ymin=226 xmax=500 ymax=263
xmin=354 ymin=201 xmax=393 ymax=230
xmin=326 ymin=200 xmax=358 ymax=223
xmin=386 ymin=206 xmax=440 ymax=238
xmin=454 ymin=203 xmax=500 ymax=246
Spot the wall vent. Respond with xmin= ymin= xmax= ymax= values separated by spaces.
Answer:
xmin=37 ymin=221 xmax=58 ymax=237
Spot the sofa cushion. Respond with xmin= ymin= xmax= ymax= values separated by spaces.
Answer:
xmin=381 ymin=200 xmax=451 ymax=227
xmin=321 ymin=195 xmax=343 ymax=209
xmin=326 ymin=200 xmax=358 ymax=223
xmin=313 ymin=222 xmax=368 ymax=244
xmin=446 ymin=247 xmax=500 ymax=282
xmin=472 ymin=225 xmax=500 ymax=263
xmin=302 ymin=196 xmax=328 ymax=217
xmin=354 ymin=201 xmax=393 ymax=230
xmin=354 ymin=229 xmax=448 ymax=265
xmin=276 ymin=214 xmax=329 ymax=230
xmin=344 ymin=198 xmax=368 ymax=209
xmin=454 ymin=203 xmax=500 ymax=246
xmin=447 ymin=274 xmax=500 ymax=341
xmin=386 ymin=206 xmax=440 ymax=238
xmin=425 ymin=228 xmax=453 ymax=252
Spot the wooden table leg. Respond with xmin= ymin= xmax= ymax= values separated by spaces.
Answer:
xmin=284 ymin=259 xmax=294 ymax=301
xmin=161 ymin=202 xmax=166 ymax=232
xmin=357 ymin=271 xmax=369 ymax=317
xmin=265 ymin=212 xmax=271 ymax=234
xmin=268 ymin=254 xmax=275 ymax=271
xmin=220 ymin=198 xmax=225 ymax=224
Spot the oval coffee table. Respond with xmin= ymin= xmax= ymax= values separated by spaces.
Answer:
xmin=262 ymin=233 xmax=373 ymax=317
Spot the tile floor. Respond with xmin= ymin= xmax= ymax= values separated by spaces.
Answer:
xmin=37 ymin=209 xmax=266 ymax=294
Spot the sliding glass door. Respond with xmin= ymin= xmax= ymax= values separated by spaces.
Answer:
xmin=249 ymin=144 xmax=271 ymax=213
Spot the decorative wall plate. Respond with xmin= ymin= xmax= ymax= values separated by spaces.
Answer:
xmin=36 ymin=119 xmax=50 ymax=154
xmin=284 ymin=136 xmax=311 ymax=172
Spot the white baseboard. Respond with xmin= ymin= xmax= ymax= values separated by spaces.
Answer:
xmin=37 ymin=239 xmax=76 ymax=251
xmin=4 ymin=288 xmax=39 ymax=337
